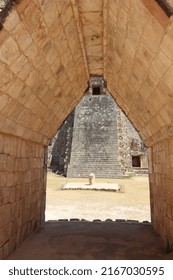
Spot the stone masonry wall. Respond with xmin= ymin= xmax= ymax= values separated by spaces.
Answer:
xmin=117 ymin=108 xmax=134 ymax=174
xmin=117 ymin=106 xmax=148 ymax=174
xmin=48 ymin=111 xmax=74 ymax=175
xmin=0 ymin=133 xmax=45 ymax=259
xmin=149 ymin=139 xmax=173 ymax=249
xmin=0 ymin=0 xmax=88 ymax=147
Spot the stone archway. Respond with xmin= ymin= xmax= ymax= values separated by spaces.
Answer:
xmin=1 ymin=0 xmax=173 ymax=258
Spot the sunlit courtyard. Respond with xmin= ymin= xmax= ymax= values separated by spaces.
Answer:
xmin=46 ymin=173 xmax=150 ymax=222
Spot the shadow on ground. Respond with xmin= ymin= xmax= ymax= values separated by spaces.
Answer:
xmin=8 ymin=220 xmax=173 ymax=260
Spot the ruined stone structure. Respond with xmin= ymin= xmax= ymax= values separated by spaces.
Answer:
xmin=67 ymin=93 xmax=123 ymax=178
xmin=1 ymin=0 xmax=173 ymax=258
xmin=48 ymin=111 xmax=74 ymax=175
xmin=116 ymin=106 xmax=148 ymax=175
xmin=49 ymin=77 xmax=148 ymax=178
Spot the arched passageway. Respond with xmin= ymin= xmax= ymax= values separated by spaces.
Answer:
xmin=1 ymin=0 xmax=173 ymax=258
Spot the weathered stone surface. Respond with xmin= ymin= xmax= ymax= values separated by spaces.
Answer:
xmin=0 ymin=133 xmax=45 ymax=259
xmin=66 ymin=94 xmax=123 ymax=178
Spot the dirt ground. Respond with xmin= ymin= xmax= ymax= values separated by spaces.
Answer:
xmin=46 ymin=172 xmax=151 ymax=222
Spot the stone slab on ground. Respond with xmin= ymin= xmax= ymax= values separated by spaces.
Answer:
xmin=63 ymin=182 xmax=121 ymax=191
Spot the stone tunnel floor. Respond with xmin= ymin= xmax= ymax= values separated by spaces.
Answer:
xmin=8 ymin=221 xmax=173 ymax=260
xmin=8 ymin=173 xmax=173 ymax=260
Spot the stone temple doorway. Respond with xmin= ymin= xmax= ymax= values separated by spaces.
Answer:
xmin=46 ymin=77 xmax=150 ymax=224
xmin=132 ymin=156 xmax=141 ymax=168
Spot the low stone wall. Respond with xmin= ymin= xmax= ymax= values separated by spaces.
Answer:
xmin=0 ymin=132 xmax=45 ymax=259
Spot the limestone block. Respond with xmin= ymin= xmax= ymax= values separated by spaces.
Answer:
xmin=22 ymin=3 xmax=42 ymax=31
xmin=162 ymin=65 xmax=173 ymax=94
xmin=42 ymin=0 xmax=58 ymax=27
xmin=43 ymin=67 xmax=54 ymax=82
xmin=87 ymin=44 xmax=103 ymax=57
xmin=0 ymin=154 xmax=7 ymax=172
xmin=42 ymin=39 xmax=53 ymax=55
xmin=0 ymin=172 xmax=6 ymax=188
xmin=132 ymin=60 xmax=147 ymax=80
xmin=65 ymin=20 xmax=77 ymax=45
xmin=10 ymin=202 xmax=20 ymax=222
xmin=1 ymin=68 xmax=14 ymax=92
xmin=85 ymin=35 xmax=102 ymax=48
xmin=0 ymin=226 xmax=11 ymax=248
xmin=17 ymin=90 xmax=31 ymax=108
xmin=151 ymin=50 xmax=171 ymax=79
xmin=25 ymin=43 xmax=38 ymax=60
xmin=46 ymin=47 xmax=59 ymax=66
xmin=160 ymin=33 xmax=173 ymax=60
xmin=32 ymin=53 xmax=47 ymax=73
xmin=130 ymin=6 xmax=148 ymax=35
xmin=17 ymin=62 xmax=34 ymax=81
xmin=25 ymin=69 xmax=39 ymax=88
xmin=0 ymin=94 xmax=11 ymax=112
xmin=159 ymin=108 xmax=170 ymax=124
xmin=8 ymin=233 xmax=17 ymax=256
xmin=7 ymin=173 xmax=14 ymax=187
xmin=0 ymin=29 xmax=9 ymax=48
xmin=12 ymin=22 xmax=33 ymax=51
xmin=2 ymin=188 xmax=15 ymax=205
xmin=3 ymin=9 xmax=20 ymax=32
xmin=25 ymin=171 xmax=32 ymax=184
xmin=81 ymin=11 xmax=102 ymax=26
xmin=54 ymin=0 xmax=69 ymax=14
xmin=6 ymin=78 xmax=24 ymax=100
xmin=117 ymin=10 xmax=129 ymax=36
xmin=1 ymin=99 xmax=19 ymax=120
xmin=31 ymin=22 xmax=48 ymax=47
xmin=61 ymin=4 xmax=73 ymax=26
xmin=3 ymin=239 xmax=12 ymax=259
xmin=11 ymin=54 xmax=28 ymax=75
xmin=51 ymin=58 xmax=61 ymax=75
xmin=3 ymin=136 xmax=14 ymax=156
xmin=79 ymin=0 xmax=103 ymax=12
xmin=0 ymin=205 xmax=10 ymax=228
xmin=136 ymin=45 xmax=155 ymax=69
xmin=47 ymin=77 xmax=59 ymax=90
xmin=0 ymin=37 xmax=20 ymax=65
xmin=15 ymin=187 xmax=21 ymax=202
xmin=50 ymin=18 xmax=62 ymax=39
xmin=142 ymin=17 xmax=164 ymax=51
xmin=29 ymin=98 xmax=43 ymax=115
xmin=55 ymin=30 xmax=68 ymax=53
xmin=82 ymin=23 xmax=102 ymax=37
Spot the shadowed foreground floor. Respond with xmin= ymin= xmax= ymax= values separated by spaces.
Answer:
xmin=8 ymin=221 xmax=173 ymax=260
